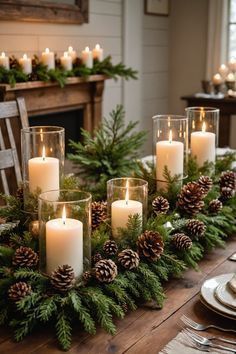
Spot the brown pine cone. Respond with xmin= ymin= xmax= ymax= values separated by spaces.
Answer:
xmin=8 ymin=281 xmax=32 ymax=302
xmin=118 ymin=249 xmax=140 ymax=270
xmin=219 ymin=171 xmax=236 ymax=190
xmin=50 ymin=264 xmax=75 ymax=292
xmin=186 ymin=219 xmax=206 ymax=238
xmin=152 ymin=196 xmax=169 ymax=215
xmin=137 ymin=230 xmax=164 ymax=262
xmin=220 ymin=187 xmax=235 ymax=202
xmin=92 ymin=252 xmax=103 ymax=265
xmin=12 ymin=246 xmax=38 ymax=268
xmin=208 ymin=199 xmax=223 ymax=214
xmin=82 ymin=270 xmax=93 ymax=283
xmin=103 ymin=240 xmax=118 ymax=256
xmin=95 ymin=259 xmax=117 ymax=283
xmin=177 ymin=182 xmax=204 ymax=216
xmin=172 ymin=233 xmax=192 ymax=250
xmin=91 ymin=201 xmax=107 ymax=230
xmin=198 ymin=176 xmax=213 ymax=196
xmin=16 ymin=187 xmax=24 ymax=206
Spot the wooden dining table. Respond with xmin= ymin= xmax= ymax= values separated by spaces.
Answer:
xmin=0 ymin=235 xmax=235 ymax=354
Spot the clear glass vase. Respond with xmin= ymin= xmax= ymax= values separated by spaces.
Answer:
xmin=107 ymin=177 xmax=148 ymax=238
xmin=38 ymin=190 xmax=91 ymax=278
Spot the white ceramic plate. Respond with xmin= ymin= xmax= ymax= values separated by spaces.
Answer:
xmin=200 ymin=273 xmax=236 ymax=319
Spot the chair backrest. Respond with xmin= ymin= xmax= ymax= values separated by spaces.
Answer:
xmin=0 ymin=98 xmax=29 ymax=195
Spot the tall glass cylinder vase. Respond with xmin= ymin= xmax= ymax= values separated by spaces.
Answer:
xmin=21 ymin=126 xmax=65 ymax=209
xmin=107 ymin=177 xmax=148 ymax=238
xmin=152 ymin=115 xmax=188 ymax=191
xmin=186 ymin=107 xmax=219 ymax=168
xmin=38 ymin=190 xmax=91 ymax=278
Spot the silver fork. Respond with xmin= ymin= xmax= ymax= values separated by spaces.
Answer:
xmin=181 ymin=314 xmax=236 ymax=333
xmin=181 ymin=331 xmax=210 ymax=352
xmin=184 ymin=328 xmax=236 ymax=353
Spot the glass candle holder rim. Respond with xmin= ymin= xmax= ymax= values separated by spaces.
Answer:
xmin=185 ymin=106 xmax=219 ymax=113
xmin=107 ymin=177 xmax=148 ymax=189
xmin=152 ymin=114 xmax=188 ymax=122
xmin=21 ymin=126 xmax=65 ymax=135
xmin=38 ymin=189 xmax=92 ymax=204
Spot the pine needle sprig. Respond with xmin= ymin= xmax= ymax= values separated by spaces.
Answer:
xmin=38 ymin=296 xmax=58 ymax=322
xmin=56 ymin=310 xmax=72 ymax=351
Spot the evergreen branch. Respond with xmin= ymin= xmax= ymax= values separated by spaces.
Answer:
xmin=14 ymin=268 xmax=47 ymax=281
xmin=38 ymin=296 xmax=58 ymax=322
xmin=56 ymin=311 xmax=72 ymax=351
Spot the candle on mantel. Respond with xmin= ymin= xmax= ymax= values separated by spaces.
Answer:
xmin=41 ymin=48 xmax=55 ymax=70
xmin=228 ymin=58 xmax=236 ymax=73
xmin=92 ymin=44 xmax=103 ymax=61
xmin=218 ymin=64 xmax=228 ymax=79
xmin=212 ymin=73 xmax=223 ymax=85
xmin=68 ymin=46 xmax=77 ymax=61
xmin=19 ymin=54 xmax=32 ymax=74
xmin=81 ymin=46 xmax=93 ymax=68
xmin=28 ymin=145 xmax=59 ymax=193
xmin=60 ymin=52 xmax=72 ymax=71
xmin=226 ymin=73 xmax=235 ymax=82
xmin=46 ymin=205 xmax=83 ymax=277
xmin=111 ymin=181 xmax=142 ymax=237
xmin=191 ymin=121 xmax=215 ymax=167
xmin=0 ymin=52 xmax=9 ymax=70
xmin=156 ymin=129 xmax=184 ymax=190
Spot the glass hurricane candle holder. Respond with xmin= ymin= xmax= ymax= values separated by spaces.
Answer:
xmin=152 ymin=115 xmax=188 ymax=191
xmin=186 ymin=107 xmax=219 ymax=168
xmin=107 ymin=177 xmax=148 ymax=238
xmin=21 ymin=126 xmax=65 ymax=202
xmin=38 ymin=190 xmax=91 ymax=278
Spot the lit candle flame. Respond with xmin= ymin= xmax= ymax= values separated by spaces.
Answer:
xmin=68 ymin=46 xmax=73 ymax=52
xmin=95 ymin=44 xmax=100 ymax=50
xmin=23 ymin=53 xmax=27 ymax=59
xmin=1 ymin=52 xmax=5 ymax=57
xmin=125 ymin=180 xmax=129 ymax=205
xmin=62 ymin=205 xmax=66 ymax=225
xmin=42 ymin=145 xmax=46 ymax=160
xmin=45 ymin=48 xmax=50 ymax=53
xmin=85 ymin=46 xmax=90 ymax=52
xmin=169 ymin=129 xmax=172 ymax=143
xmin=202 ymin=121 xmax=206 ymax=132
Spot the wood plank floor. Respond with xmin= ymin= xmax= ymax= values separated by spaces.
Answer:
xmin=0 ymin=236 xmax=235 ymax=354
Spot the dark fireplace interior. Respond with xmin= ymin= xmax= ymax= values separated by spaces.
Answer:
xmin=29 ymin=109 xmax=83 ymax=154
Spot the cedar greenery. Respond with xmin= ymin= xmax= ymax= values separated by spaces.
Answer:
xmin=0 ymin=118 xmax=235 ymax=350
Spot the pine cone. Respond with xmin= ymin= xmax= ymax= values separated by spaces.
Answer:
xmin=12 ymin=246 xmax=38 ymax=268
xmin=8 ymin=281 xmax=32 ymax=302
xmin=137 ymin=230 xmax=164 ymax=262
xmin=91 ymin=201 xmax=107 ymax=230
xmin=219 ymin=171 xmax=236 ymax=190
xmin=198 ymin=176 xmax=213 ymax=196
xmin=93 ymin=252 xmax=103 ymax=265
xmin=177 ymin=182 xmax=204 ymax=216
xmin=172 ymin=233 xmax=192 ymax=250
xmin=103 ymin=240 xmax=118 ymax=256
xmin=118 ymin=249 xmax=140 ymax=270
xmin=186 ymin=219 xmax=206 ymax=238
xmin=82 ymin=270 xmax=93 ymax=283
xmin=152 ymin=196 xmax=169 ymax=215
xmin=16 ymin=187 xmax=24 ymax=206
xmin=220 ymin=187 xmax=235 ymax=202
xmin=95 ymin=259 xmax=117 ymax=283
xmin=50 ymin=264 xmax=75 ymax=292
xmin=208 ymin=199 xmax=223 ymax=214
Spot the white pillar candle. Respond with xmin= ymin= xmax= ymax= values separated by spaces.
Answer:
xmin=60 ymin=52 xmax=72 ymax=71
xmin=111 ymin=183 xmax=142 ymax=237
xmin=191 ymin=122 xmax=215 ymax=167
xmin=156 ymin=130 xmax=184 ymax=189
xmin=226 ymin=73 xmax=235 ymax=82
xmin=46 ymin=205 xmax=83 ymax=277
xmin=218 ymin=64 xmax=228 ymax=79
xmin=68 ymin=46 xmax=77 ymax=61
xmin=228 ymin=58 xmax=236 ymax=73
xmin=41 ymin=48 xmax=55 ymax=70
xmin=92 ymin=44 xmax=103 ymax=61
xmin=82 ymin=46 xmax=93 ymax=68
xmin=28 ymin=146 xmax=59 ymax=193
xmin=0 ymin=52 xmax=9 ymax=70
xmin=19 ymin=53 xmax=32 ymax=74
xmin=212 ymin=73 xmax=223 ymax=85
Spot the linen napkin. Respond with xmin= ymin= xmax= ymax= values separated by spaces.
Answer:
xmin=159 ymin=330 xmax=230 ymax=354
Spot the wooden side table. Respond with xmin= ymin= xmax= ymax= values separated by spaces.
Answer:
xmin=181 ymin=95 xmax=236 ymax=147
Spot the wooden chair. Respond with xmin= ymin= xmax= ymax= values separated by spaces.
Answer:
xmin=0 ymin=98 xmax=29 ymax=195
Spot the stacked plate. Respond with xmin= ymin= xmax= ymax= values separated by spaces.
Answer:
xmin=200 ymin=273 xmax=236 ymax=320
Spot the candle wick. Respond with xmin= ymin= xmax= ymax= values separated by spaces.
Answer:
xmin=63 ymin=220 xmax=66 ymax=225
xmin=126 ymin=200 xmax=128 ymax=206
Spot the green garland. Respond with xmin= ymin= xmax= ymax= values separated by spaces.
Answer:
xmin=0 ymin=55 xmax=138 ymax=88
xmin=0 ymin=110 xmax=235 ymax=350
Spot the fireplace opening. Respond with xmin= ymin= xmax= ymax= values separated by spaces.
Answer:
xmin=29 ymin=109 xmax=83 ymax=154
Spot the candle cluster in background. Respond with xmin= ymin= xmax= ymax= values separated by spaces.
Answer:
xmin=0 ymin=44 xmax=104 ymax=74
xmin=206 ymin=58 xmax=236 ymax=96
